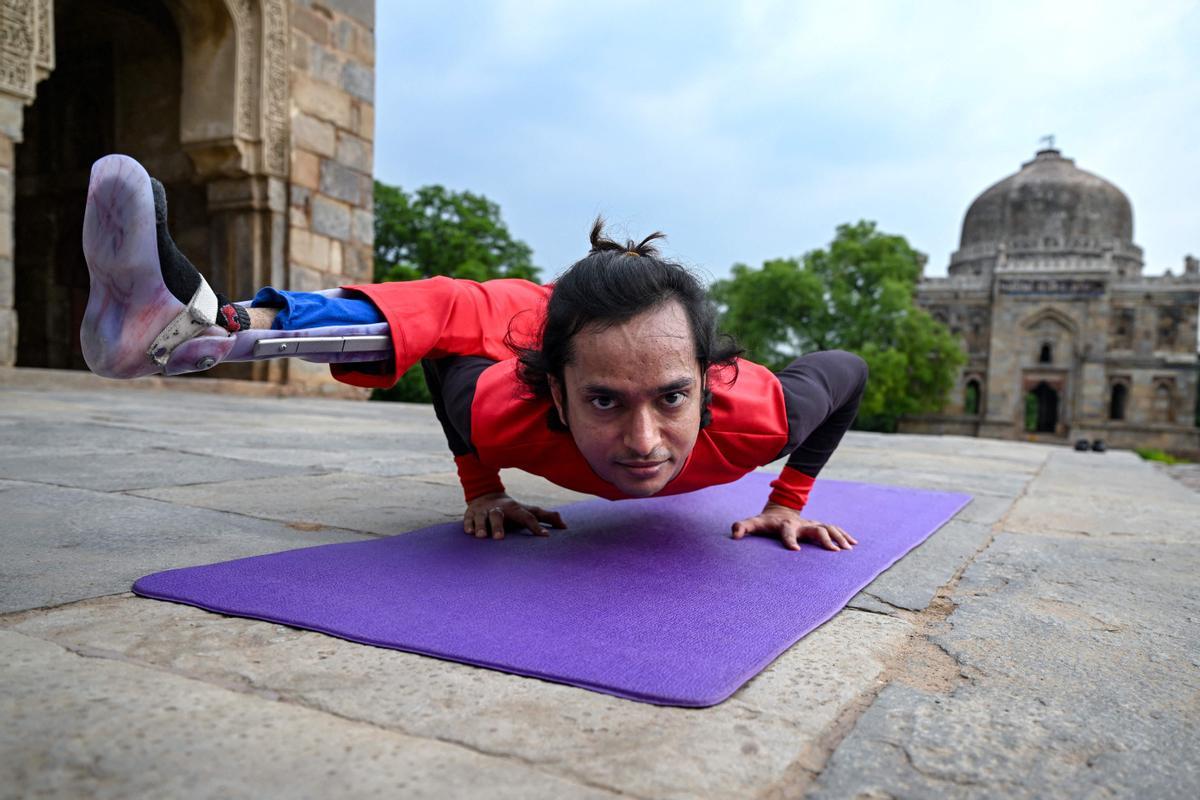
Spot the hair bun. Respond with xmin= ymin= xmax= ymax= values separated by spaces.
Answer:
xmin=589 ymin=216 xmax=666 ymax=258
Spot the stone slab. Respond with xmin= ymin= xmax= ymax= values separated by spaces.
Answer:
xmin=815 ymin=463 xmax=1031 ymax=498
xmin=810 ymin=531 xmax=1200 ymax=798
xmin=836 ymin=431 xmax=1056 ymax=466
xmin=0 ymin=418 xmax=177 ymax=457
xmin=829 ymin=443 xmax=1046 ymax=475
xmin=1004 ymin=449 xmax=1200 ymax=541
xmin=131 ymin=472 xmax=465 ymax=535
xmin=0 ymin=449 xmax=314 ymax=491
xmin=0 ymin=480 xmax=370 ymax=613
xmin=1161 ymin=462 xmax=1200 ymax=492
xmin=5 ymin=597 xmax=912 ymax=798
xmin=0 ymin=630 xmax=615 ymax=799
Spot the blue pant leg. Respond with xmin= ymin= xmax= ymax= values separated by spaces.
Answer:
xmin=250 ymin=288 xmax=385 ymax=330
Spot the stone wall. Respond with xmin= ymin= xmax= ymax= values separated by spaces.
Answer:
xmin=283 ymin=0 xmax=375 ymax=391
xmin=911 ymin=277 xmax=1200 ymax=455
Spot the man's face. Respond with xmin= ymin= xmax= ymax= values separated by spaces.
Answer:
xmin=549 ymin=300 xmax=704 ymax=497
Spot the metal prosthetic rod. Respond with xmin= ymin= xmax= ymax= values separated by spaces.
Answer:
xmin=162 ymin=319 xmax=395 ymax=376
xmin=252 ymin=333 xmax=392 ymax=359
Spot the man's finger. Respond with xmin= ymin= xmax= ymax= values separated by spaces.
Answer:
xmin=815 ymin=525 xmax=839 ymax=550
xmin=732 ymin=516 xmax=764 ymax=540
xmin=464 ymin=515 xmax=474 ymax=535
xmin=832 ymin=525 xmax=855 ymax=549
xmin=516 ymin=508 xmax=548 ymax=537
xmin=474 ymin=511 xmax=489 ymax=538
xmin=533 ymin=508 xmax=567 ymax=529
xmin=488 ymin=507 xmax=506 ymax=540
xmin=781 ymin=520 xmax=801 ymax=551
xmin=830 ymin=527 xmax=851 ymax=549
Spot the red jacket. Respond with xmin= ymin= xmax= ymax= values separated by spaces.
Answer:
xmin=333 ymin=277 xmax=863 ymax=512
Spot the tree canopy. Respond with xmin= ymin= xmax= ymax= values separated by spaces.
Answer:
xmin=374 ymin=182 xmax=539 ymax=284
xmin=710 ymin=221 xmax=965 ymax=432
xmin=371 ymin=180 xmax=540 ymax=402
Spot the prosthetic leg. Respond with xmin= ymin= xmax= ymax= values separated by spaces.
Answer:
xmin=80 ymin=155 xmax=392 ymax=378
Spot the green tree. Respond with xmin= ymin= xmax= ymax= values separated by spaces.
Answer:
xmin=710 ymin=221 xmax=965 ymax=432
xmin=371 ymin=181 xmax=540 ymax=402
xmin=374 ymin=182 xmax=539 ymax=283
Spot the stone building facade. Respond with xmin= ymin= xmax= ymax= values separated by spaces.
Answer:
xmin=901 ymin=147 xmax=1200 ymax=457
xmin=0 ymin=0 xmax=375 ymax=392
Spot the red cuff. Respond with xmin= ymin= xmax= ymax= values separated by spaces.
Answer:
xmin=330 ymin=363 xmax=398 ymax=389
xmin=768 ymin=466 xmax=816 ymax=512
xmin=454 ymin=453 xmax=505 ymax=502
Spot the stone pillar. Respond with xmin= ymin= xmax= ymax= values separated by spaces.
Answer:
xmin=206 ymin=174 xmax=289 ymax=382
xmin=0 ymin=0 xmax=54 ymax=366
xmin=0 ymin=102 xmax=17 ymax=366
xmin=286 ymin=0 xmax=375 ymax=391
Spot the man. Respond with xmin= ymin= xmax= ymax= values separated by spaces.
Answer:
xmin=81 ymin=155 xmax=865 ymax=552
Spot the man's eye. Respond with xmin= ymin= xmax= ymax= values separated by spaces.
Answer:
xmin=589 ymin=396 xmax=616 ymax=410
xmin=662 ymin=392 xmax=688 ymax=408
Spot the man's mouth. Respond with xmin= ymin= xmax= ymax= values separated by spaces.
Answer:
xmin=617 ymin=460 xmax=669 ymax=479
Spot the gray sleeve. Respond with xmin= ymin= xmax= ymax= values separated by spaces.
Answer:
xmin=773 ymin=350 xmax=869 ymax=477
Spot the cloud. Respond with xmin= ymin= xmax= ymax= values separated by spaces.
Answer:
xmin=375 ymin=0 xmax=1200 ymax=278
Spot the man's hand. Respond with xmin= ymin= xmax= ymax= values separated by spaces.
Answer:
xmin=730 ymin=502 xmax=857 ymax=552
xmin=464 ymin=492 xmax=568 ymax=540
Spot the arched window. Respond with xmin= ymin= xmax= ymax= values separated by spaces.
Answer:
xmin=1109 ymin=383 xmax=1128 ymax=421
xmin=1038 ymin=342 xmax=1053 ymax=364
xmin=964 ymin=379 xmax=981 ymax=415
xmin=1152 ymin=383 xmax=1174 ymax=423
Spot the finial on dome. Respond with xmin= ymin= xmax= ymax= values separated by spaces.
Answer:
xmin=1036 ymin=134 xmax=1060 ymax=157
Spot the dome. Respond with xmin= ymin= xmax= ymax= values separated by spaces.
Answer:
xmin=949 ymin=148 xmax=1142 ymax=276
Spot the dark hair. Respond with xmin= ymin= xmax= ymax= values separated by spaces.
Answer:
xmin=509 ymin=217 xmax=743 ymax=430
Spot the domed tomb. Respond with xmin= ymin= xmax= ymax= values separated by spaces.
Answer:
xmin=948 ymin=148 xmax=1143 ymax=277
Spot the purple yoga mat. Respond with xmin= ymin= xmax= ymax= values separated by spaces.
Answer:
xmin=133 ymin=473 xmax=970 ymax=707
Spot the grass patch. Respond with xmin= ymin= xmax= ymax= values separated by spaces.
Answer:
xmin=1134 ymin=447 xmax=1192 ymax=465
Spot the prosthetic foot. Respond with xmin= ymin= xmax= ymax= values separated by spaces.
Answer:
xmin=81 ymin=155 xmax=392 ymax=378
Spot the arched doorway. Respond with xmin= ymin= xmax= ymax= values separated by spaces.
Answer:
xmin=964 ymin=378 xmax=981 ymax=415
xmin=1024 ymin=381 xmax=1059 ymax=433
xmin=1109 ymin=382 xmax=1128 ymax=420
xmin=14 ymin=0 xmax=210 ymax=370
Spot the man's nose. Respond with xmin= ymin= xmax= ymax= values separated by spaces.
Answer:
xmin=623 ymin=406 xmax=662 ymax=457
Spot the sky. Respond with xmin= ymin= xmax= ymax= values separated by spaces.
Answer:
xmin=373 ymin=0 xmax=1200 ymax=284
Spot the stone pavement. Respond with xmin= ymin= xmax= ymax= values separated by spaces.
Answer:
xmin=1 ymin=369 xmax=1197 ymax=799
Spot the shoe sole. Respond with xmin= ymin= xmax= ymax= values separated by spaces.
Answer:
xmin=80 ymin=154 xmax=186 ymax=379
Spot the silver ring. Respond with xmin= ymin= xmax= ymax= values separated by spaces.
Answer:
xmin=488 ymin=507 xmax=502 ymax=514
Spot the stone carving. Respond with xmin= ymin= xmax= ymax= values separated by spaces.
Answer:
xmin=226 ymin=0 xmax=288 ymax=176
xmin=1000 ymin=278 xmax=1105 ymax=297
xmin=34 ymin=0 xmax=50 ymax=76
xmin=228 ymin=0 xmax=259 ymax=141
xmin=0 ymin=0 xmax=36 ymax=100
xmin=262 ymin=0 xmax=289 ymax=176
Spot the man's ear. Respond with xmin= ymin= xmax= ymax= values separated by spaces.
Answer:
xmin=548 ymin=374 xmax=568 ymax=427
